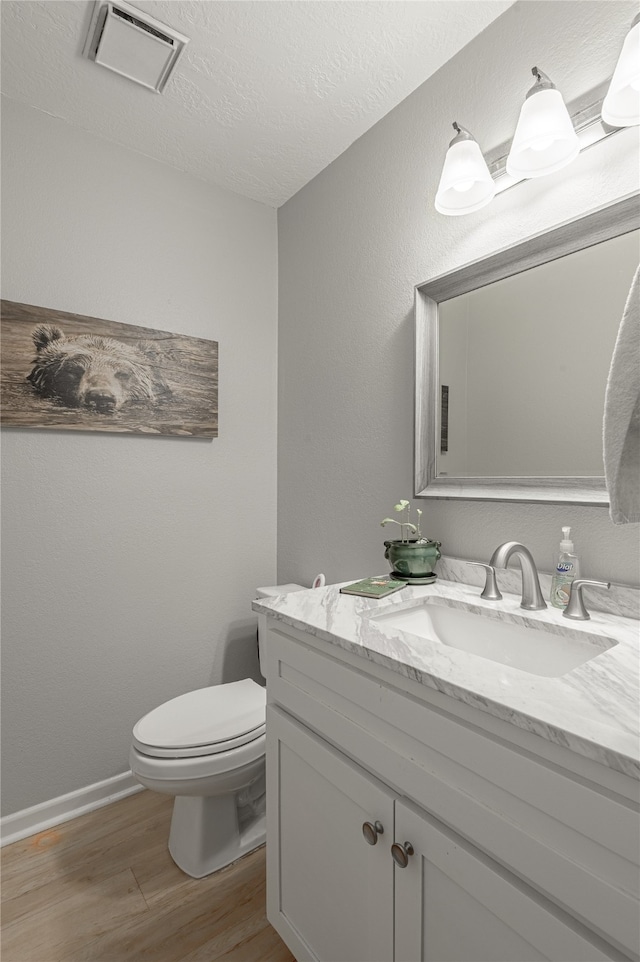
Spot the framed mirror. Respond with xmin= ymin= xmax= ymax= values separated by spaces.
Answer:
xmin=414 ymin=193 xmax=639 ymax=505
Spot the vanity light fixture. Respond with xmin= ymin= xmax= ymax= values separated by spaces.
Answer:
xmin=602 ymin=14 xmax=640 ymax=127
xmin=434 ymin=123 xmax=496 ymax=216
xmin=506 ymin=67 xmax=580 ymax=179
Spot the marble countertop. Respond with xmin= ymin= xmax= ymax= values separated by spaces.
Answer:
xmin=253 ymin=574 xmax=640 ymax=779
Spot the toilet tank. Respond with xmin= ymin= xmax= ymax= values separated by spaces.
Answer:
xmin=256 ymin=583 xmax=306 ymax=677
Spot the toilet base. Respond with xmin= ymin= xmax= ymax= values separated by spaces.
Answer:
xmin=168 ymin=792 xmax=266 ymax=878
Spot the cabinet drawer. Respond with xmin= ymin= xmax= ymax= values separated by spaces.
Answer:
xmin=265 ymin=623 xmax=639 ymax=959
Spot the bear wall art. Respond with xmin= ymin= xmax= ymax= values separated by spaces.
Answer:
xmin=0 ymin=301 xmax=218 ymax=438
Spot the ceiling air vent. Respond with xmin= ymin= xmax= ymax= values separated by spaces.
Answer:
xmin=83 ymin=1 xmax=189 ymax=93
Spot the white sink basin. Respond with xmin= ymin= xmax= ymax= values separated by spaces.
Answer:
xmin=370 ymin=601 xmax=617 ymax=677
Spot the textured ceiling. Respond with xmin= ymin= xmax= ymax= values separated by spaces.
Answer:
xmin=1 ymin=0 xmax=514 ymax=207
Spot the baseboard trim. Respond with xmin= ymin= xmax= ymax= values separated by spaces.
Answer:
xmin=0 ymin=771 xmax=144 ymax=847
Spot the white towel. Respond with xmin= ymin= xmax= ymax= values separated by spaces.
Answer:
xmin=603 ymin=263 xmax=640 ymax=524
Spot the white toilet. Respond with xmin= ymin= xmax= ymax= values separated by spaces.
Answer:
xmin=129 ymin=583 xmax=305 ymax=878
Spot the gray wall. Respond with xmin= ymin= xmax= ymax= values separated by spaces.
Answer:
xmin=278 ymin=0 xmax=640 ymax=589
xmin=1 ymin=99 xmax=278 ymax=815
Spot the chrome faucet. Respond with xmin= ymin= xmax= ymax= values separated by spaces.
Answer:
xmin=489 ymin=542 xmax=547 ymax=611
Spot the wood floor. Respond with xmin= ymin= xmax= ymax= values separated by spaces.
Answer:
xmin=1 ymin=790 xmax=296 ymax=962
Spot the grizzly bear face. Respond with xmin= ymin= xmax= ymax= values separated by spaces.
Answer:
xmin=27 ymin=325 xmax=170 ymax=413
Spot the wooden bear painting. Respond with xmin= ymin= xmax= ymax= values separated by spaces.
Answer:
xmin=1 ymin=301 xmax=218 ymax=438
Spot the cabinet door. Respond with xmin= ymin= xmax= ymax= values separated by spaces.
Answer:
xmin=393 ymin=798 xmax=616 ymax=962
xmin=266 ymin=706 xmax=395 ymax=962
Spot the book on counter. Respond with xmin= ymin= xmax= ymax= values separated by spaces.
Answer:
xmin=339 ymin=576 xmax=406 ymax=599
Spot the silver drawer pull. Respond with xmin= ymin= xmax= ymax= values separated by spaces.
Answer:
xmin=391 ymin=841 xmax=414 ymax=867
xmin=362 ymin=820 xmax=384 ymax=845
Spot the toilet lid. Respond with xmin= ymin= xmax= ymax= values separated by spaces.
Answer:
xmin=132 ymin=679 xmax=266 ymax=758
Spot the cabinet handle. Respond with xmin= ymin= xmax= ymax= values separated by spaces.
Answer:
xmin=362 ymin=820 xmax=384 ymax=845
xmin=391 ymin=841 xmax=414 ymax=868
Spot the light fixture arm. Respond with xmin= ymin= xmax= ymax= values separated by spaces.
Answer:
xmin=450 ymin=122 xmax=475 ymax=147
xmin=526 ymin=67 xmax=556 ymax=98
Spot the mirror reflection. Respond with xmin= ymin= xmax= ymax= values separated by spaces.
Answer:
xmin=437 ymin=230 xmax=639 ymax=479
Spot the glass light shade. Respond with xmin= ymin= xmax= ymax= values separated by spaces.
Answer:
xmin=435 ymin=140 xmax=496 ymax=216
xmin=602 ymin=19 xmax=640 ymax=126
xmin=506 ymin=88 xmax=579 ymax=178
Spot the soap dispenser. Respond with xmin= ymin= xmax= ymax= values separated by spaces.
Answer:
xmin=550 ymin=527 xmax=580 ymax=609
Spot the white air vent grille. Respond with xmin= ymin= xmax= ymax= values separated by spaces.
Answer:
xmin=83 ymin=1 xmax=189 ymax=93
xmin=109 ymin=6 xmax=174 ymax=45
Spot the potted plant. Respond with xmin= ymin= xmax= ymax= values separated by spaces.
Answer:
xmin=381 ymin=500 xmax=441 ymax=582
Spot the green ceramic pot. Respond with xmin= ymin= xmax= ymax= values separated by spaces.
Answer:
xmin=384 ymin=539 xmax=442 ymax=581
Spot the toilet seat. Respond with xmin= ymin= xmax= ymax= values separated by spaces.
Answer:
xmin=132 ymin=679 xmax=266 ymax=759
xmin=130 ymin=731 xmax=266 ymax=784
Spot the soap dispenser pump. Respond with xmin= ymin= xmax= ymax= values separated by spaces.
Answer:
xmin=550 ymin=526 xmax=580 ymax=609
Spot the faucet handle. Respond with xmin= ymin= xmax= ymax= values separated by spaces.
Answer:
xmin=467 ymin=562 xmax=503 ymax=601
xmin=563 ymin=579 xmax=611 ymax=621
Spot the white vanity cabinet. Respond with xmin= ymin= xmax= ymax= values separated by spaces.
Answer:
xmin=263 ymin=620 xmax=640 ymax=962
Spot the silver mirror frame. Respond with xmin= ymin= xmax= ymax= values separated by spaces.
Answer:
xmin=414 ymin=192 xmax=640 ymax=505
